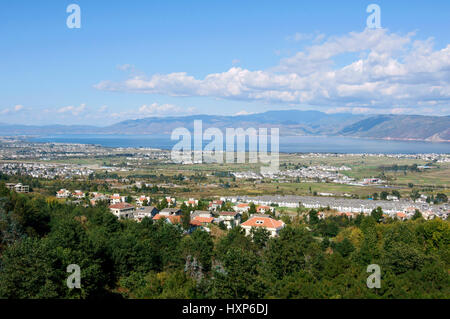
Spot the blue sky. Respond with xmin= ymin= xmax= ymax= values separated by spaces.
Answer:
xmin=1 ymin=0 xmax=450 ymax=125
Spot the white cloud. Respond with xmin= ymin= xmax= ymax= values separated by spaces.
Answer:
xmin=57 ymin=103 xmax=86 ymax=116
xmin=95 ymin=28 xmax=450 ymax=113
xmin=138 ymin=103 xmax=183 ymax=115
xmin=286 ymin=31 xmax=325 ymax=43
xmin=234 ymin=110 xmax=254 ymax=116
xmin=0 ymin=104 xmax=27 ymax=115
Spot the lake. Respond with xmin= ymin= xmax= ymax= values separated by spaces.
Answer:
xmin=27 ymin=134 xmax=450 ymax=154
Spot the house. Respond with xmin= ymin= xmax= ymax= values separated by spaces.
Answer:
xmin=165 ymin=197 xmax=176 ymax=207
xmin=72 ymin=190 xmax=85 ymax=199
xmin=109 ymin=202 xmax=135 ymax=219
xmin=159 ymin=208 xmax=182 ymax=216
xmin=386 ymin=195 xmax=399 ymax=201
xmin=184 ymin=198 xmax=198 ymax=207
xmin=136 ymin=195 xmax=151 ymax=207
xmin=191 ymin=210 xmax=212 ymax=218
xmin=208 ymin=200 xmax=223 ymax=212
xmin=134 ymin=206 xmax=159 ymax=221
xmin=337 ymin=211 xmax=354 ymax=218
xmin=90 ymin=193 xmax=110 ymax=206
xmin=7 ymin=183 xmax=30 ymax=193
xmin=416 ymin=194 xmax=428 ymax=204
xmin=241 ymin=215 xmax=285 ymax=237
xmin=396 ymin=212 xmax=407 ymax=221
xmin=110 ymin=194 xmax=126 ymax=205
xmin=234 ymin=203 xmax=250 ymax=213
xmin=217 ymin=211 xmax=241 ymax=229
xmin=191 ymin=216 xmax=214 ymax=226
xmin=153 ymin=214 xmax=181 ymax=225
xmin=56 ymin=189 xmax=71 ymax=199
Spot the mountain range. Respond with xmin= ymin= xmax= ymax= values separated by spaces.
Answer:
xmin=1 ymin=110 xmax=449 ymax=142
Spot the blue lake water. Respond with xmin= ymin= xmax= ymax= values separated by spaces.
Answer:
xmin=27 ymin=134 xmax=450 ymax=154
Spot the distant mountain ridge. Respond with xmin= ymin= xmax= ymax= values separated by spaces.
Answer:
xmin=0 ymin=110 xmax=449 ymax=142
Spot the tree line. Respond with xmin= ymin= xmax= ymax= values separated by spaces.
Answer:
xmin=0 ymin=182 xmax=448 ymax=299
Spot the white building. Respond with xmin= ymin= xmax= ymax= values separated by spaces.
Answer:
xmin=241 ymin=215 xmax=285 ymax=237
xmin=109 ymin=202 xmax=135 ymax=219
xmin=56 ymin=189 xmax=70 ymax=199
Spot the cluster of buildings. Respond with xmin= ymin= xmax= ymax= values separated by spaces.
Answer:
xmin=51 ymin=187 xmax=449 ymax=235
xmin=295 ymin=153 xmax=450 ymax=163
xmin=5 ymin=183 xmax=29 ymax=193
xmin=280 ymin=166 xmax=354 ymax=183
xmin=232 ymin=165 xmax=354 ymax=183
xmin=97 ymin=193 xmax=284 ymax=237
xmin=220 ymin=195 xmax=449 ymax=220
xmin=108 ymin=203 xmax=285 ymax=237
xmin=0 ymin=140 xmax=115 ymax=160
xmin=0 ymin=162 xmax=94 ymax=179
xmin=232 ymin=166 xmax=389 ymax=186
xmin=56 ymin=189 xmax=86 ymax=199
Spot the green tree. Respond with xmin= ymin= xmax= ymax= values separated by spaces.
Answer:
xmin=212 ymin=247 xmax=262 ymax=298
xmin=248 ymin=203 xmax=257 ymax=215
xmin=181 ymin=209 xmax=191 ymax=231
xmin=157 ymin=198 xmax=168 ymax=210
xmin=410 ymin=190 xmax=420 ymax=202
xmin=392 ymin=190 xmax=401 ymax=199
xmin=250 ymin=227 xmax=270 ymax=249
xmin=333 ymin=237 xmax=355 ymax=257
xmin=412 ymin=209 xmax=422 ymax=220
xmin=308 ymin=209 xmax=319 ymax=225
xmin=264 ymin=226 xmax=314 ymax=280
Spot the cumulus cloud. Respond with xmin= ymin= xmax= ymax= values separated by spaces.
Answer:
xmin=95 ymin=28 xmax=450 ymax=113
xmin=286 ymin=31 xmax=325 ymax=43
xmin=138 ymin=103 xmax=184 ymax=115
xmin=1 ymin=104 xmax=27 ymax=115
xmin=57 ymin=103 xmax=86 ymax=116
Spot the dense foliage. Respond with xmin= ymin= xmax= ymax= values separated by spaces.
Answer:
xmin=0 ymin=183 xmax=448 ymax=299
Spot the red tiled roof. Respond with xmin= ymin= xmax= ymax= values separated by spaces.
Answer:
xmin=192 ymin=216 xmax=214 ymax=224
xmin=153 ymin=214 xmax=181 ymax=224
xmin=190 ymin=220 xmax=203 ymax=226
xmin=241 ymin=216 xmax=284 ymax=229
xmin=237 ymin=203 xmax=249 ymax=208
xmin=109 ymin=203 xmax=134 ymax=210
